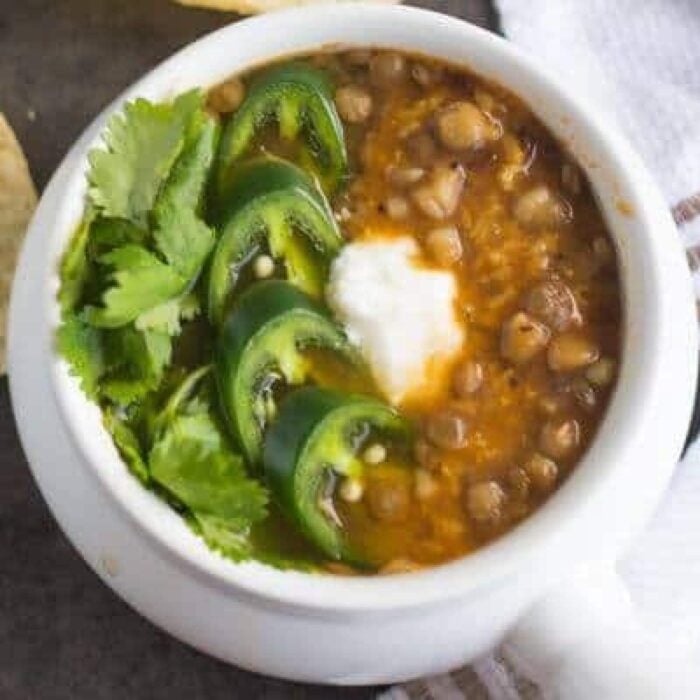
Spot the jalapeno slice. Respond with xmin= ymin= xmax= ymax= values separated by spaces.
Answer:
xmin=208 ymin=156 xmax=342 ymax=326
xmin=215 ymin=62 xmax=347 ymax=195
xmin=263 ymin=386 xmax=411 ymax=563
xmin=216 ymin=280 xmax=357 ymax=465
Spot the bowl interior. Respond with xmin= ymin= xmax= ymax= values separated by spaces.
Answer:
xmin=43 ymin=5 xmax=689 ymax=611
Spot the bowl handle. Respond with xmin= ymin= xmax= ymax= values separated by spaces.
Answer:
xmin=503 ymin=563 xmax=700 ymax=699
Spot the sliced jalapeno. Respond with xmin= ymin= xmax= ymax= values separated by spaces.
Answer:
xmin=215 ymin=62 xmax=347 ymax=195
xmin=263 ymin=386 xmax=411 ymax=562
xmin=215 ymin=280 xmax=357 ymax=465
xmin=207 ymin=156 xmax=342 ymax=326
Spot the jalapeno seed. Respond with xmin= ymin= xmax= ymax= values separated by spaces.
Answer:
xmin=253 ymin=254 xmax=275 ymax=279
xmin=363 ymin=443 xmax=387 ymax=465
xmin=339 ymin=476 xmax=365 ymax=503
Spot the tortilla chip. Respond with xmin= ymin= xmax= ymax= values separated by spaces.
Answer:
xmin=175 ymin=0 xmax=400 ymax=14
xmin=0 ymin=114 xmax=37 ymax=373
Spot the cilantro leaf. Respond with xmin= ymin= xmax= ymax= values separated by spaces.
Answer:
xmin=55 ymin=311 xmax=105 ymax=399
xmin=101 ymin=326 xmax=172 ymax=404
xmin=149 ymin=411 xmax=268 ymax=524
xmin=135 ymin=299 xmax=182 ymax=335
xmin=85 ymin=207 xmax=214 ymax=330
xmin=88 ymin=217 xmax=148 ymax=258
xmin=85 ymin=245 xmax=184 ymax=328
xmin=153 ymin=203 xmax=215 ymax=279
xmin=153 ymin=113 xmax=219 ymax=220
xmin=179 ymin=292 xmax=201 ymax=322
xmin=194 ymin=513 xmax=255 ymax=562
xmin=149 ymin=365 xmax=212 ymax=440
xmin=58 ymin=217 xmax=93 ymax=312
xmin=87 ymin=90 xmax=203 ymax=227
xmin=194 ymin=512 xmax=316 ymax=570
xmin=104 ymin=408 xmax=150 ymax=484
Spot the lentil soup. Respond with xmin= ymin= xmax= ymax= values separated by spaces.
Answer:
xmin=57 ymin=47 xmax=621 ymax=576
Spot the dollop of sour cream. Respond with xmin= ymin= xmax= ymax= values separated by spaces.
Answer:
xmin=327 ymin=237 xmax=464 ymax=405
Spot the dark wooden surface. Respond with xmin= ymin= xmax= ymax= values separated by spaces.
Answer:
xmin=0 ymin=2 xmax=498 ymax=698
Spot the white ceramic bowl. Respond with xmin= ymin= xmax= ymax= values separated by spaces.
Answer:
xmin=8 ymin=4 xmax=699 ymax=691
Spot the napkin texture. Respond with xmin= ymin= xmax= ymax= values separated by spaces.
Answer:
xmin=384 ymin=1 xmax=700 ymax=697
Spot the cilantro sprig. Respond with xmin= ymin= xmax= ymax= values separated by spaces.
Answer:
xmin=106 ymin=368 xmax=268 ymax=558
xmin=58 ymin=90 xmax=217 ymax=404
xmin=87 ymin=90 xmax=203 ymax=227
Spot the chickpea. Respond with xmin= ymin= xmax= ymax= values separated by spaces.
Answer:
xmin=207 ymin=77 xmax=245 ymax=114
xmin=412 ymin=163 xmax=466 ymax=219
xmin=571 ymin=377 xmax=597 ymax=411
xmin=344 ymin=49 xmax=372 ymax=66
xmin=452 ymin=360 xmax=484 ymax=397
xmin=425 ymin=226 xmax=463 ymax=266
xmin=586 ymin=357 xmax=616 ymax=386
xmin=473 ymin=89 xmax=497 ymax=113
xmin=501 ymin=312 xmax=551 ymax=365
xmin=538 ymin=393 xmax=570 ymax=416
xmin=335 ymin=85 xmax=373 ymax=124
xmin=411 ymin=62 xmax=438 ymax=87
xmin=414 ymin=469 xmax=439 ymax=500
xmin=592 ymin=236 xmax=615 ymax=265
xmin=414 ymin=438 xmax=441 ymax=472
xmin=379 ymin=558 xmax=422 ymax=575
xmin=385 ymin=195 xmax=410 ymax=220
xmin=425 ymin=410 xmax=469 ymax=450
xmin=561 ymin=162 xmax=582 ymax=195
xmin=405 ymin=132 xmax=438 ymax=166
xmin=507 ymin=467 xmax=530 ymax=499
xmin=539 ymin=418 xmax=580 ymax=459
xmin=436 ymin=101 xmax=492 ymax=151
xmin=524 ymin=278 xmax=581 ymax=331
xmin=524 ymin=453 xmax=558 ymax=492
xmin=370 ymin=52 xmax=406 ymax=87
xmin=367 ymin=477 xmax=410 ymax=523
xmin=514 ymin=185 xmax=571 ymax=230
xmin=547 ymin=333 xmax=600 ymax=372
xmin=325 ymin=562 xmax=359 ymax=576
xmin=464 ymin=481 xmax=506 ymax=523
xmin=386 ymin=165 xmax=425 ymax=187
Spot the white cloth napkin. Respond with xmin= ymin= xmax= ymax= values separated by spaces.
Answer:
xmin=384 ymin=1 xmax=700 ymax=697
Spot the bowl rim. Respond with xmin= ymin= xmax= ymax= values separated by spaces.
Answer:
xmin=39 ymin=3 xmax=694 ymax=612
